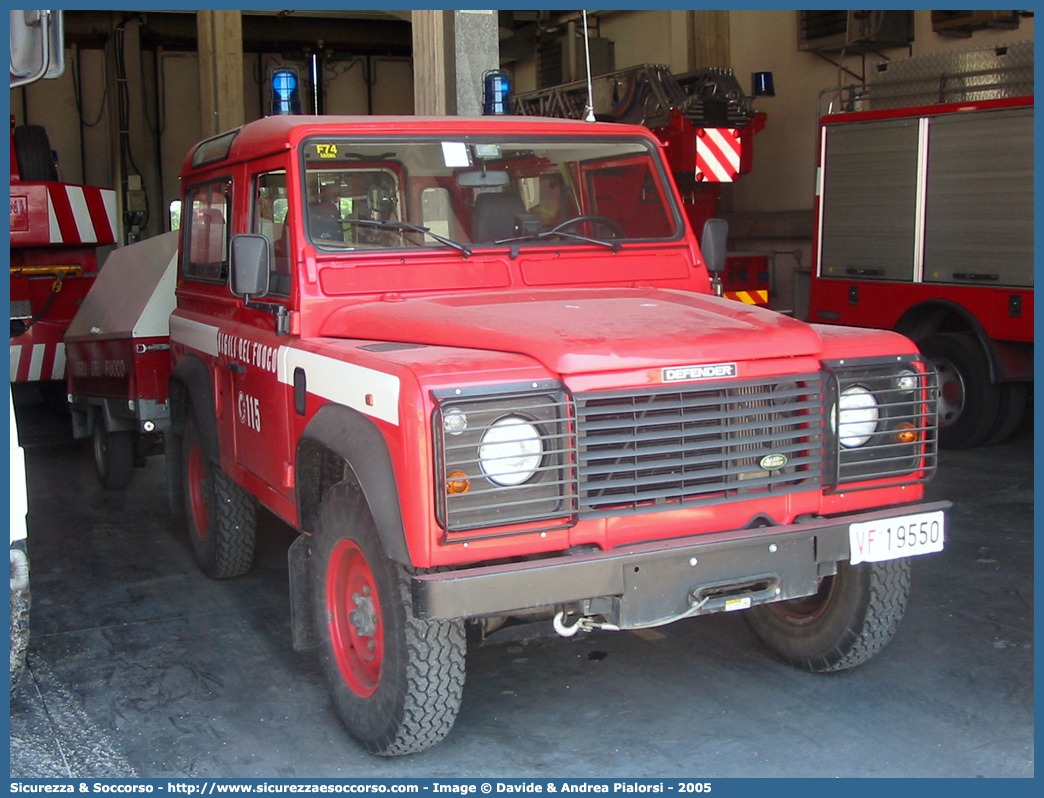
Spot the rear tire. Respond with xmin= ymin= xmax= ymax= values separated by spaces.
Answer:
xmin=745 ymin=558 xmax=911 ymax=672
xmin=13 ymin=125 xmax=57 ymax=182
xmin=918 ymin=332 xmax=998 ymax=450
xmin=93 ymin=415 xmax=134 ymax=490
xmin=983 ymin=382 xmax=1027 ymax=446
xmin=311 ymin=482 xmax=466 ymax=756
xmin=181 ymin=414 xmax=256 ymax=579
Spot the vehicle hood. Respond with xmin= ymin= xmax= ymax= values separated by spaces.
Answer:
xmin=319 ymin=288 xmax=823 ymax=375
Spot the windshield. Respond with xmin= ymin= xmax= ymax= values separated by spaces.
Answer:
xmin=302 ymin=135 xmax=682 ymax=252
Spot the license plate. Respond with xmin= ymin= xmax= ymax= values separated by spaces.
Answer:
xmin=849 ymin=510 xmax=945 ymax=565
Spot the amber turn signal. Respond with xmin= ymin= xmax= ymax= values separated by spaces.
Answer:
xmin=446 ymin=470 xmax=470 ymax=494
xmin=896 ymin=423 xmax=918 ymax=444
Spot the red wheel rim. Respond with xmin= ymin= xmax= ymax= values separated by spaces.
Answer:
xmin=326 ymin=539 xmax=383 ymax=697
xmin=187 ymin=443 xmax=209 ymax=541
xmin=769 ymin=576 xmax=836 ymax=625
xmin=933 ymin=358 xmax=966 ymax=427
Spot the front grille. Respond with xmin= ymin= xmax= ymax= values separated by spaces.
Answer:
xmin=576 ymin=374 xmax=824 ymax=518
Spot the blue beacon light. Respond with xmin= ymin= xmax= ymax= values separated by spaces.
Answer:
xmin=270 ymin=68 xmax=302 ymax=116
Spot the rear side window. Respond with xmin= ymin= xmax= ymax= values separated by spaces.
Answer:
xmin=182 ymin=180 xmax=231 ymax=283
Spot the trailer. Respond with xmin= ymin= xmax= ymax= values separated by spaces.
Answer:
xmin=807 ymin=42 xmax=1033 ymax=448
xmin=64 ymin=232 xmax=178 ymax=488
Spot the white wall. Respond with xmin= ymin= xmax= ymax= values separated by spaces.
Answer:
xmin=729 ymin=10 xmax=1035 ymax=214
xmin=600 ymin=10 xmax=689 ymax=74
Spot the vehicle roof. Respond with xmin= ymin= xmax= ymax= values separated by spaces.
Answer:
xmin=182 ymin=114 xmax=664 ymax=177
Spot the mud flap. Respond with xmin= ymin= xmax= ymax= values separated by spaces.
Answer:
xmin=288 ymin=534 xmax=316 ymax=651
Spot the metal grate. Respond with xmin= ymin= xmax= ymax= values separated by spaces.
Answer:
xmin=868 ymin=40 xmax=1033 ymax=109
xmin=827 ymin=359 xmax=940 ymax=488
xmin=575 ymin=375 xmax=824 ymax=519
xmin=435 ymin=391 xmax=578 ymax=539
xmin=822 ymin=40 xmax=1034 ymax=115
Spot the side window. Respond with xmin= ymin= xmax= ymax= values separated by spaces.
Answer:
xmin=183 ymin=180 xmax=231 ymax=282
xmin=252 ymin=171 xmax=291 ymax=297
xmin=420 ymin=186 xmax=462 ymax=244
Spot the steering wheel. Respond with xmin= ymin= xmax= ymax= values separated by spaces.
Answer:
xmin=552 ymin=214 xmax=625 ymax=239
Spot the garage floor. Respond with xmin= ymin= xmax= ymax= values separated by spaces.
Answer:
xmin=9 ymin=386 xmax=1034 ymax=778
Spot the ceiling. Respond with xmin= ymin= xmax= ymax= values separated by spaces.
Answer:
xmin=62 ymin=10 xmax=589 ymax=59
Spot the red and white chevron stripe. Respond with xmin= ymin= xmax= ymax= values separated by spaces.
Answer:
xmin=10 ymin=338 xmax=66 ymax=383
xmin=695 ymin=127 xmax=742 ymax=183
xmin=9 ymin=182 xmax=118 ymax=247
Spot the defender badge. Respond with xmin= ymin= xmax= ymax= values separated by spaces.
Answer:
xmin=662 ymin=362 xmax=737 ymax=383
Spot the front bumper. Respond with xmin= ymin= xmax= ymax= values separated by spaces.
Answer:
xmin=412 ymin=500 xmax=950 ymax=629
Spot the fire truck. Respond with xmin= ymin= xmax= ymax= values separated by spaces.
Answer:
xmin=113 ymin=111 xmax=949 ymax=755
xmin=514 ymin=64 xmax=772 ymax=305
xmin=807 ymin=42 xmax=1033 ymax=449
xmin=9 ymin=117 xmax=118 ymax=405
xmin=9 ymin=7 xmax=88 ymax=688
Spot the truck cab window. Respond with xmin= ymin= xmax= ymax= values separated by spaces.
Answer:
xmin=253 ymin=171 xmax=291 ymax=296
xmin=301 ymin=136 xmax=683 ymax=254
xmin=182 ymin=180 xmax=231 ymax=283
xmin=306 ymin=169 xmax=401 ymax=249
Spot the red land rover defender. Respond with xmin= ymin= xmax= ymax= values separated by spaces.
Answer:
xmin=166 ymin=115 xmax=946 ymax=756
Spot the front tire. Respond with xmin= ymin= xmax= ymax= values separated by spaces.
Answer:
xmin=311 ymin=482 xmax=466 ymax=756
xmin=745 ymin=558 xmax=911 ymax=672
xmin=181 ymin=414 xmax=257 ymax=579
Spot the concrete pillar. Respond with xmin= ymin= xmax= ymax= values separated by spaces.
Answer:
xmin=411 ymin=9 xmax=500 ymax=116
xmin=689 ymin=10 xmax=730 ymax=70
xmin=412 ymin=10 xmax=453 ymax=115
xmin=453 ymin=10 xmax=500 ymax=116
xmin=196 ymin=10 xmax=244 ymax=137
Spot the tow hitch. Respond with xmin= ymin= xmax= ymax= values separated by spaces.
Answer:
xmin=551 ymin=573 xmax=784 ymax=637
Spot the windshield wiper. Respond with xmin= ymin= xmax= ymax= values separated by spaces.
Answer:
xmin=493 ymin=229 xmax=621 ymax=257
xmin=344 ymin=217 xmax=472 ymax=257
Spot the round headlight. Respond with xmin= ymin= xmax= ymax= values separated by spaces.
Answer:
xmin=479 ymin=416 xmax=543 ymax=486
xmin=442 ymin=408 xmax=468 ymax=436
xmin=837 ymin=386 xmax=879 ymax=448
xmin=895 ymin=372 xmax=919 ymax=392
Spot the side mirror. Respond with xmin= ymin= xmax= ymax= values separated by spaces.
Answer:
xmin=10 ymin=10 xmax=65 ymax=88
xmin=229 ymin=234 xmax=271 ymax=299
xmin=700 ymin=218 xmax=728 ymax=276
